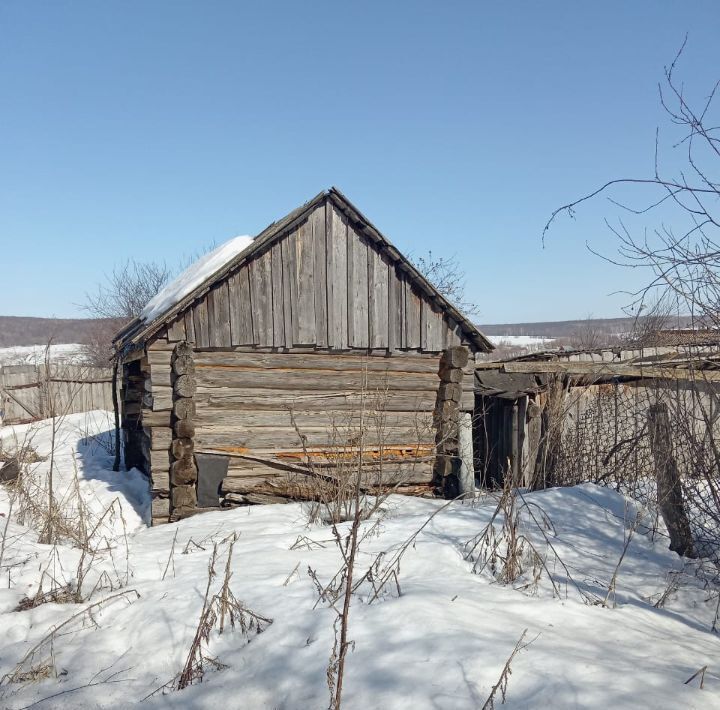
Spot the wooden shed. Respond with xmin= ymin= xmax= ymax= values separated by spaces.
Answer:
xmin=113 ymin=188 xmax=493 ymax=524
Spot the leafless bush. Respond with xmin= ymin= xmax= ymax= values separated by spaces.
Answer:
xmin=481 ymin=629 xmax=533 ymax=710
xmin=0 ymin=590 xmax=139 ymax=690
xmin=174 ymin=539 xmax=272 ymax=691
xmin=411 ymin=251 xmax=480 ymax=318
xmin=81 ymin=259 xmax=171 ymax=363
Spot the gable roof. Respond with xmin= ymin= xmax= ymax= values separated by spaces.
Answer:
xmin=113 ymin=188 xmax=493 ymax=353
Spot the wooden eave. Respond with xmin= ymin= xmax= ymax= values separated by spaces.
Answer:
xmin=113 ymin=188 xmax=493 ymax=354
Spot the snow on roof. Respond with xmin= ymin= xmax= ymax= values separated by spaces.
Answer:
xmin=139 ymin=235 xmax=254 ymax=323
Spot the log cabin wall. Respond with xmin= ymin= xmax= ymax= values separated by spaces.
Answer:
xmin=118 ymin=194 xmax=485 ymax=523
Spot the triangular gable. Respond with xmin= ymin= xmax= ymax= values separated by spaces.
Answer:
xmin=114 ymin=188 xmax=493 ymax=354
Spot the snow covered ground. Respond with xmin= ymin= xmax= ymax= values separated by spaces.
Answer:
xmin=0 ymin=344 xmax=89 ymax=367
xmin=0 ymin=413 xmax=719 ymax=709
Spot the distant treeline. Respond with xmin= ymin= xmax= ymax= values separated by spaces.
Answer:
xmin=479 ymin=315 xmax=694 ymax=339
xmin=0 ymin=316 xmax=115 ymax=347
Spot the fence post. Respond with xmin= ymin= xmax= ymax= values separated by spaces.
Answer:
xmin=648 ymin=402 xmax=696 ymax=558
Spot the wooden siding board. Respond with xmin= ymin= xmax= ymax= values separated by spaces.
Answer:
xmin=270 ymin=242 xmax=286 ymax=348
xmin=368 ymin=248 xmax=389 ymax=349
xmin=285 ymin=230 xmax=299 ymax=345
xmin=229 ymin=266 xmax=255 ymax=346
xmin=312 ymin=204 xmax=328 ymax=348
xmin=405 ymin=280 xmax=421 ymax=349
xmin=184 ymin=310 xmax=196 ymax=344
xmin=208 ymin=282 xmax=232 ymax=348
xmin=327 ymin=205 xmax=348 ymax=349
xmin=167 ymin=317 xmax=186 ymax=342
xmin=250 ymin=251 xmax=273 ymax=346
xmin=294 ymin=219 xmax=317 ymax=345
xmin=192 ymin=299 xmax=210 ymax=348
xmin=347 ymin=227 xmax=369 ymax=349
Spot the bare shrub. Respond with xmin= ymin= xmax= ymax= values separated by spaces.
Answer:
xmin=174 ymin=540 xmax=272 ymax=691
xmin=81 ymin=259 xmax=171 ymax=363
xmin=410 ymin=251 xmax=480 ymax=318
xmin=481 ymin=629 xmax=533 ymax=710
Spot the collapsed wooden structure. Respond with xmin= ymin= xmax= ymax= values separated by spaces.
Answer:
xmin=113 ymin=188 xmax=493 ymax=524
xmin=474 ymin=344 xmax=720 ymax=488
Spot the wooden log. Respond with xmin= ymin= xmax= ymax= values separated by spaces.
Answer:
xmin=174 ymin=419 xmax=196 ymax=438
xmin=171 ymin=484 xmax=197 ymax=510
xmin=174 ymin=374 xmax=196 ymax=398
xmin=152 ymin=470 xmax=170 ymax=491
xmin=171 ymin=457 xmax=198 ymax=485
xmin=192 ymin=350 xmax=440 ymax=372
xmin=171 ymin=437 xmax=194 ymax=459
xmin=151 ymin=496 xmax=170 ymax=518
xmin=172 ymin=354 xmax=195 ymax=376
xmin=173 ymin=398 xmax=196 ymax=420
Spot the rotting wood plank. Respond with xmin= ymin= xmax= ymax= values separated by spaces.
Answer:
xmin=501 ymin=361 xmax=720 ymax=382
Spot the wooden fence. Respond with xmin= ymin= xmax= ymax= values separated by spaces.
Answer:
xmin=0 ymin=364 xmax=114 ymax=426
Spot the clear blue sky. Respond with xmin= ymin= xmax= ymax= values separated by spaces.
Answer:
xmin=2 ymin=1 xmax=718 ymax=323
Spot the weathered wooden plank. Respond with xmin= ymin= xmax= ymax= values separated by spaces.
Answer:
xmin=250 ymin=251 xmax=273 ymax=345
xmin=194 ymin=389 xmax=439 ymax=412
xmin=208 ymin=282 xmax=232 ymax=348
xmin=405 ymin=280 xmax=421 ymax=349
xmin=270 ymin=242 xmax=286 ymax=348
xmin=293 ymin=218 xmax=316 ymax=345
xmin=348 ymin=227 xmax=369 ymax=348
xmin=502 ymin=360 xmax=720 ymax=382
xmin=228 ymin=266 xmax=254 ymax=346
xmin=424 ymin=300 xmax=444 ymax=352
xmin=327 ymin=204 xmax=348 ymax=350
xmin=184 ymin=309 xmax=196 ymax=344
xmin=312 ymin=203 xmax=328 ymax=348
xmin=195 ymin=426 xmax=434 ymax=451
xmin=151 ymin=385 xmax=173 ymax=411
xmin=145 ymin=426 xmax=173 ymax=451
xmin=281 ymin=231 xmax=295 ymax=346
xmin=193 ymin=408 xmax=433 ymax=430
xmin=193 ymin=350 xmax=440 ymax=372
xmin=167 ymin=317 xmax=186 ymax=342
xmin=368 ymin=248 xmax=389 ymax=349
xmin=192 ymin=299 xmax=210 ymax=348
xmin=388 ymin=264 xmax=402 ymax=351
xmin=195 ymin=367 xmax=440 ymax=392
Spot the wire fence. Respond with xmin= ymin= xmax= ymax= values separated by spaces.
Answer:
xmin=552 ymin=379 xmax=720 ymax=568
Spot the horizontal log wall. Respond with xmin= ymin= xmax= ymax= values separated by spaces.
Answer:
xmin=142 ymin=349 xmax=470 ymax=500
xmin=157 ymin=201 xmax=469 ymax=355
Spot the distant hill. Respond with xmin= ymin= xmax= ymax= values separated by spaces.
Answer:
xmin=0 ymin=314 xmax=697 ymax=348
xmin=0 ymin=316 xmax=117 ymax=347
xmin=478 ymin=315 xmax=694 ymax=339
